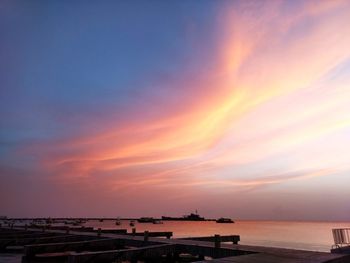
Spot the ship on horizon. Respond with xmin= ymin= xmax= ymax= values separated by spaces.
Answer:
xmin=162 ymin=211 xmax=205 ymax=221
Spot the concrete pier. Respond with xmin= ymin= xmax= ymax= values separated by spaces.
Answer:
xmin=68 ymin=244 xmax=176 ymax=263
xmin=24 ymin=238 xmax=125 ymax=259
xmin=129 ymin=231 xmax=173 ymax=239
xmin=0 ymin=226 xmax=349 ymax=263
xmin=180 ymin=235 xmax=240 ymax=244
xmin=0 ymin=235 xmax=97 ymax=250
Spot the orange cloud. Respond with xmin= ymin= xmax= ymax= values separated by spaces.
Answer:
xmin=21 ymin=0 xmax=350 ymax=198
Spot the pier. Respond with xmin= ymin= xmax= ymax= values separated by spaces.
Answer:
xmin=0 ymin=225 xmax=349 ymax=262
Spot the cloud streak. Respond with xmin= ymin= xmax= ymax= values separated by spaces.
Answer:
xmin=1 ymin=0 xmax=350 ymax=219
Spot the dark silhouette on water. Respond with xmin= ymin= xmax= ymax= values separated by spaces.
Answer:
xmin=162 ymin=211 xmax=205 ymax=221
xmin=216 ymin=218 xmax=234 ymax=223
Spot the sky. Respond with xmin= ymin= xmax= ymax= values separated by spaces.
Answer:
xmin=1 ymin=0 xmax=350 ymax=220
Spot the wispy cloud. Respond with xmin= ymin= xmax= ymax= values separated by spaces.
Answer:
xmin=2 ymin=0 xmax=350 ymax=218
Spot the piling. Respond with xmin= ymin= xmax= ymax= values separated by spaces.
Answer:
xmin=144 ymin=231 xmax=149 ymax=242
xmin=214 ymin=234 xmax=221 ymax=249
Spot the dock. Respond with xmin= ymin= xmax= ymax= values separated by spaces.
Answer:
xmin=0 ymin=225 xmax=349 ymax=262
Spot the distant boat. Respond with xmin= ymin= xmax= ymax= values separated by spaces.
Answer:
xmin=216 ymin=218 xmax=234 ymax=223
xmin=129 ymin=220 xmax=135 ymax=226
xmin=137 ymin=217 xmax=155 ymax=223
xmin=162 ymin=212 xmax=205 ymax=221
xmin=115 ymin=219 xmax=121 ymax=225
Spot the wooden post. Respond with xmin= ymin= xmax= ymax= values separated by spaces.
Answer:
xmin=232 ymin=235 xmax=240 ymax=245
xmin=144 ymin=231 xmax=149 ymax=242
xmin=214 ymin=234 xmax=221 ymax=249
xmin=132 ymin=228 xmax=136 ymax=235
xmin=97 ymin=228 xmax=101 ymax=237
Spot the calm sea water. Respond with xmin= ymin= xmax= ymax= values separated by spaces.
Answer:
xmin=83 ymin=220 xmax=350 ymax=252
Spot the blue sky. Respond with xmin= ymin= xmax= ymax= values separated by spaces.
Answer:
xmin=1 ymin=0 xmax=350 ymax=220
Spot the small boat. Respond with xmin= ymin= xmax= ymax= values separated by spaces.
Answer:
xmin=129 ymin=220 xmax=135 ymax=227
xmin=216 ymin=218 xmax=234 ymax=223
xmin=115 ymin=219 xmax=121 ymax=225
xmin=137 ymin=217 xmax=155 ymax=223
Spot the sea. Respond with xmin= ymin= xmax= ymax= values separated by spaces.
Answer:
xmin=1 ymin=220 xmax=349 ymax=262
xmin=84 ymin=219 xmax=348 ymax=252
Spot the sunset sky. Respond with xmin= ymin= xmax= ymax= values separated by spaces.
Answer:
xmin=1 ymin=0 xmax=350 ymax=220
